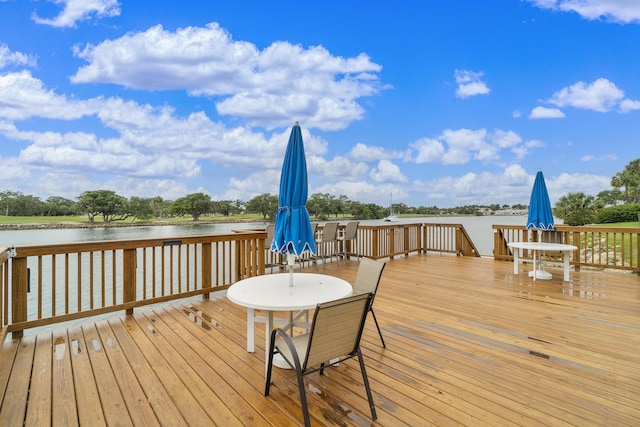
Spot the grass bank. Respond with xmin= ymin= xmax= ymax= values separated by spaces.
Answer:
xmin=0 ymin=214 xmax=267 ymax=230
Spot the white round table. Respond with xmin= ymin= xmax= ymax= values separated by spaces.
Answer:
xmin=227 ymin=273 xmax=352 ymax=373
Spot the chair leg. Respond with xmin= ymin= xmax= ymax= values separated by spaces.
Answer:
xmin=264 ymin=335 xmax=276 ymax=395
xmin=296 ymin=369 xmax=311 ymax=427
xmin=369 ymin=308 xmax=386 ymax=348
xmin=357 ymin=347 xmax=377 ymax=421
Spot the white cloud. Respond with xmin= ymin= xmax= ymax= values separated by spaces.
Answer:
xmin=369 ymin=160 xmax=407 ymax=183
xmin=548 ymin=78 xmax=625 ymax=112
xmin=0 ymin=44 xmax=37 ymax=69
xmin=529 ymin=106 xmax=566 ymax=119
xmin=512 ymin=139 xmax=545 ymax=159
xmin=0 ymin=71 xmax=100 ymax=120
xmin=454 ymin=69 xmax=490 ymax=99
xmin=348 ymin=142 xmax=400 ymax=162
xmin=492 ymin=130 xmax=523 ymax=148
xmin=410 ymin=128 xmax=535 ymax=165
xmin=619 ymin=98 xmax=640 ymax=112
xmin=528 ymin=0 xmax=640 ymax=24
xmin=31 ymin=0 xmax=120 ymax=28
xmin=0 ymin=71 xmax=330 ymax=199
xmin=440 ymin=128 xmax=496 ymax=164
xmin=582 ymin=153 xmax=618 ymax=161
xmin=71 ymin=23 xmax=386 ymax=130
xmin=225 ymin=170 xmax=281 ymax=201
xmin=411 ymin=138 xmax=445 ymax=164
xmin=307 ymin=155 xmax=369 ymax=181
xmin=413 ymin=166 xmax=610 ymax=206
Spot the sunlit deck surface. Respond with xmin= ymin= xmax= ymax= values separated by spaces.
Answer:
xmin=1 ymin=254 xmax=639 ymax=426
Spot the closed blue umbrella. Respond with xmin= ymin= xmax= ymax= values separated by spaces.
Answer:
xmin=526 ymin=171 xmax=554 ymax=280
xmin=271 ymin=122 xmax=316 ymax=285
xmin=526 ymin=171 xmax=554 ymax=231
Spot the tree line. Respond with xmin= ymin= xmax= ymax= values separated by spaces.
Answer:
xmin=0 ymin=189 xmax=515 ymax=222
xmin=1 ymin=159 xmax=639 ymax=224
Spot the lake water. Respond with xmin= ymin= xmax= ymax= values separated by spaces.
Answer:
xmin=2 ymin=215 xmax=537 ymax=335
xmin=0 ymin=215 xmax=535 ymax=256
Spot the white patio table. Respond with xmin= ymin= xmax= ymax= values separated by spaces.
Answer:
xmin=508 ymin=241 xmax=577 ymax=282
xmin=227 ymin=273 xmax=352 ymax=374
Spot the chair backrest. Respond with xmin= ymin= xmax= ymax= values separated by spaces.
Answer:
xmin=303 ymin=293 xmax=372 ymax=369
xmin=343 ymin=221 xmax=359 ymax=240
xmin=353 ymin=258 xmax=386 ymax=295
xmin=265 ymin=224 xmax=275 ymax=246
xmin=320 ymin=222 xmax=339 ymax=242
xmin=540 ymin=230 xmax=562 ymax=244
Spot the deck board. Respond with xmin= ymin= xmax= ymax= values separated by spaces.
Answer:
xmin=1 ymin=254 xmax=639 ymax=426
xmin=67 ymin=325 xmax=106 ymax=427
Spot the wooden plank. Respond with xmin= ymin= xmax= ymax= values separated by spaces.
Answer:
xmin=0 ymin=335 xmax=36 ymax=426
xmin=25 ymin=333 xmax=52 ymax=426
xmin=161 ymin=302 xmax=300 ymax=426
xmin=0 ymin=338 xmax=19 ymax=404
xmin=136 ymin=312 xmax=246 ymax=426
xmin=93 ymin=319 xmax=160 ymax=426
xmin=67 ymin=326 xmax=106 ymax=426
xmin=81 ymin=323 xmax=133 ymax=426
xmin=51 ymin=329 xmax=78 ymax=427
xmin=105 ymin=317 xmax=189 ymax=426
xmin=120 ymin=313 xmax=218 ymax=425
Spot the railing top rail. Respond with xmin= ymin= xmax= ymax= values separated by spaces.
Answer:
xmin=12 ymin=231 xmax=266 ymax=257
xmin=492 ymin=223 xmax=640 ymax=233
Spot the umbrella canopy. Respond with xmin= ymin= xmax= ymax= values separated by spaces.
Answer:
xmin=526 ymin=171 xmax=554 ymax=231
xmin=270 ymin=122 xmax=316 ymax=257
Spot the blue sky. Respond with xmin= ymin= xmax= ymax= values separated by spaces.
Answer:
xmin=1 ymin=0 xmax=639 ymax=208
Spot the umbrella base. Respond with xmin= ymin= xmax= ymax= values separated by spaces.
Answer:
xmin=528 ymin=269 xmax=552 ymax=280
xmin=273 ymin=354 xmax=292 ymax=369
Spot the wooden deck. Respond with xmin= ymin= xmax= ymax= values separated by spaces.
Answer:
xmin=1 ymin=255 xmax=639 ymax=426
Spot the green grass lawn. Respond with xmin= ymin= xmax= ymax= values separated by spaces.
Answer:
xmin=0 ymin=215 xmax=91 ymax=224
xmin=0 ymin=214 xmax=266 ymax=225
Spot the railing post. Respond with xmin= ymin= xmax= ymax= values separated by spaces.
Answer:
xmin=202 ymin=243 xmax=212 ymax=299
xmin=11 ymin=256 xmax=28 ymax=339
xmin=404 ymin=226 xmax=410 ymax=256
xmin=258 ymin=235 xmax=266 ymax=275
xmin=372 ymin=228 xmax=380 ymax=258
xmin=123 ymin=248 xmax=136 ymax=315
xmin=572 ymin=231 xmax=581 ymax=271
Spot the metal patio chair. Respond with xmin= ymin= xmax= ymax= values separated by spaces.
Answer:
xmin=264 ymin=293 xmax=377 ymax=427
xmin=352 ymin=257 xmax=387 ymax=347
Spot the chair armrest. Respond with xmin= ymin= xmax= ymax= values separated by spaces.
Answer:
xmin=270 ymin=328 xmax=304 ymax=372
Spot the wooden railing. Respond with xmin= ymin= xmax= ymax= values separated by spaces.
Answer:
xmin=2 ymin=232 xmax=266 ymax=338
xmin=493 ymin=224 xmax=640 ymax=273
xmin=1 ymin=222 xmax=478 ymax=338
xmin=422 ymin=223 xmax=479 ymax=256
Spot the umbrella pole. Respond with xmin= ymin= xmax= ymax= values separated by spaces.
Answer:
xmin=287 ymin=253 xmax=295 ymax=287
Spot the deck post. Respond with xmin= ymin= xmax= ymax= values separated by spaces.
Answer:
xmin=202 ymin=243 xmax=212 ymax=299
xmin=11 ymin=256 xmax=28 ymax=339
xmin=123 ymin=248 xmax=136 ymax=315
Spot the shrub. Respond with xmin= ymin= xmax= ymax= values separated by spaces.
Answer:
xmin=595 ymin=203 xmax=640 ymax=224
